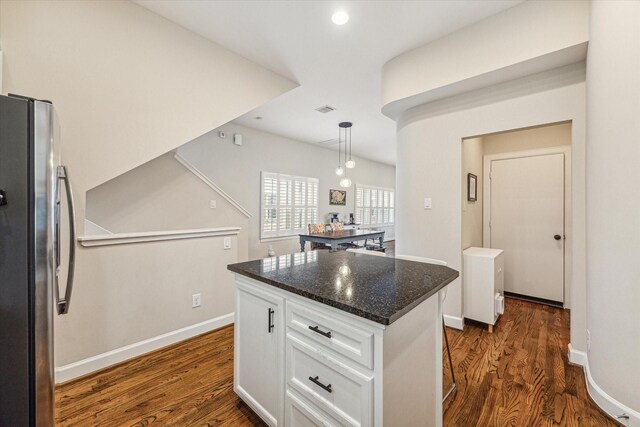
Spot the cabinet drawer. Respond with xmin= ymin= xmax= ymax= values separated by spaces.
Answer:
xmin=287 ymin=335 xmax=373 ymax=427
xmin=285 ymin=389 xmax=342 ymax=427
xmin=287 ymin=300 xmax=374 ymax=369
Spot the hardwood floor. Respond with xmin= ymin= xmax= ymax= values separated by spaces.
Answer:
xmin=55 ymin=324 xmax=264 ymax=426
xmin=55 ymin=298 xmax=617 ymax=426
xmin=443 ymin=298 xmax=618 ymax=427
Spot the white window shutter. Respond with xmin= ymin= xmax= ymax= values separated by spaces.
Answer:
xmin=355 ymin=184 xmax=395 ymax=227
xmin=261 ymin=172 xmax=320 ymax=239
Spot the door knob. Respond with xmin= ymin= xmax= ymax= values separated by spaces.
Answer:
xmin=554 ymin=235 xmax=562 ymax=240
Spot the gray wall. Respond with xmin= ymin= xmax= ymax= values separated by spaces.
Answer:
xmin=177 ymin=123 xmax=396 ymax=259
xmin=86 ymin=153 xmax=250 ymax=261
xmin=586 ymin=0 xmax=640 ymax=412
xmin=395 ymin=64 xmax=586 ymax=345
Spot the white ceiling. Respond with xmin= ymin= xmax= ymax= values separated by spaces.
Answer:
xmin=136 ymin=0 xmax=522 ymax=166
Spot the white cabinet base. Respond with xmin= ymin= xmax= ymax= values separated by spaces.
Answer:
xmin=233 ymin=274 xmax=444 ymax=426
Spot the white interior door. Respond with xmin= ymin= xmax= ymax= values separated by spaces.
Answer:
xmin=489 ymin=153 xmax=564 ymax=302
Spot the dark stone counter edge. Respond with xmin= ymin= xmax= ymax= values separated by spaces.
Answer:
xmin=227 ymin=265 xmax=459 ymax=326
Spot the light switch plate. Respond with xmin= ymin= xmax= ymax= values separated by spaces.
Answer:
xmin=209 ymin=200 xmax=217 ymax=209
xmin=424 ymin=198 xmax=432 ymax=209
xmin=224 ymin=237 xmax=231 ymax=250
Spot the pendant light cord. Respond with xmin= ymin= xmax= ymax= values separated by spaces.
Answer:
xmin=338 ymin=126 xmax=342 ymax=168
xmin=349 ymin=126 xmax=352 ymax=161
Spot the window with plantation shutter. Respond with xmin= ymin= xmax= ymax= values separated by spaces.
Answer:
xmin=261 ymin=172 xmax=319 ymax=239
xmin=355 ymin=184 xmax=395 ymax=227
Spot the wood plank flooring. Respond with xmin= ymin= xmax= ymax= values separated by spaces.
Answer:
xmin=442 ymin=298 xmax=618 ymax=427
xmin=55 ymin=324 xmax=263 ymax=426
xmin=56 ymin=298 xmax=617 ymax=426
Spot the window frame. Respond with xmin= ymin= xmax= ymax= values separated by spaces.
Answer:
xmin=260 ymin=171 xmax=319 ymax=239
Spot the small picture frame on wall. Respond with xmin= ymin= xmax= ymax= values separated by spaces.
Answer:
xmin=467 ymin=173 xmax=477 ymax=202
xmin=329 ymin=189 xmax=347 ymax=206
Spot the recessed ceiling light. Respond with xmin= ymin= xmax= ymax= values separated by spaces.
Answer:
xmin=331 ymin=10 xmax=349 ymax=25
xmin=255 ymin=116 xmax=263 ymax=120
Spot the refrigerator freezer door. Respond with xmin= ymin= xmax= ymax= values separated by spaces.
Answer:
xmin=1 ymin=94 xmax=74 ymax=426
xmin=0 ymin=93 xmax=32 ymax=426
xmin=33 ymin=99 xmax=56 ymax=427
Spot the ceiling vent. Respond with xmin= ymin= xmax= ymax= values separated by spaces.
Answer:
xmin=315 ymin=105 xmax=336 ymax=114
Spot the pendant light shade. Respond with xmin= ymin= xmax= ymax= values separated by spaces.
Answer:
xmin=339 ymin=177 xmax=352 ymax=188
xmin=335 ymin=167 xmax=344 ymax=176
xmin=345 ymin=159 xmax=355 ymax=169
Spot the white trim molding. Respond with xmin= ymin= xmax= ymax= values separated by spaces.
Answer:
xmin=568 ymin=343 xmax=587 ymax=366
xmin=55 ymin=313 xmax=234 ymax=384
xmin=585 ymin=362 xmax=640 ymax=426
xmin=174 ymin=152 xmax=252 ymax=218
xmin=567 ymin=344 xmax=640 ymax=426
xmin=443 ymin=314 xmax=464 ymax=330
xmin=78 ymin=226 xmax=241 ymax=247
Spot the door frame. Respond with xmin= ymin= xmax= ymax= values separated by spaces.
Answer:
xmin=483 ymin=146 xmax=572 ymax=306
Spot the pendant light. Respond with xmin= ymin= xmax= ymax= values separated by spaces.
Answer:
xmin=338 ymin=122 xmax=353 ymax=188
xmin=335 ymin=125 xmax=344 ymax=176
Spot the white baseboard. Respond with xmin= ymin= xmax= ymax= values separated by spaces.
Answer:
xmin=443 ymin=314 xmax=464 ymax=330
xmin=584 ymin=360 xmax=640 ymax=426
xmin=55 ymin=313 xmax=234 ymax=384
xmin=568 ymin=343 xmax=587 ymax=366
xmin=567 ymin=344 xmax=640 ymax=426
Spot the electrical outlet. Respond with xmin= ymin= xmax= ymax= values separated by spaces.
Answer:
xmin=209 ymin=200 xmax=217 ymax=209
xmin=224 ymin=237 xmax=231 ymax=250
xmin=586 ymin=329 xmax=591 ymax=352
xmin=424 ymin=197 xmax=432 ymax=210
xmin=192 ymin=293 xmax=201 ymax=308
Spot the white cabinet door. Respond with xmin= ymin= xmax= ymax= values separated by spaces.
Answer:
xmin=235 ymin=283 xmax=284 ymax=426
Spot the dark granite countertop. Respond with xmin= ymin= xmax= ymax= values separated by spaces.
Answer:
xmin=227 ymin=251 xmax=459 ymax=325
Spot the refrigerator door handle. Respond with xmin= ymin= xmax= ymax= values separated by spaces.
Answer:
xmin=55 ymin=165 xmax=76 ymax=315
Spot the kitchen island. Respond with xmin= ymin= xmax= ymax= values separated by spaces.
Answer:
xmin=227 ymin=250 xmax=458 ymax=427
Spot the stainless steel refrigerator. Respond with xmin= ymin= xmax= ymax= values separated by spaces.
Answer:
xmin=0 ymin=94 xmax=76 ymax=426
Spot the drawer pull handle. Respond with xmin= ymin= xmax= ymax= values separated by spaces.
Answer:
xmin=308 ymin=376 xmax=332 ymax=393
xmin=308 ymin=325 xmax=332 ymax=338
xmin=268 ymin=308 xmax=274 ymax=333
